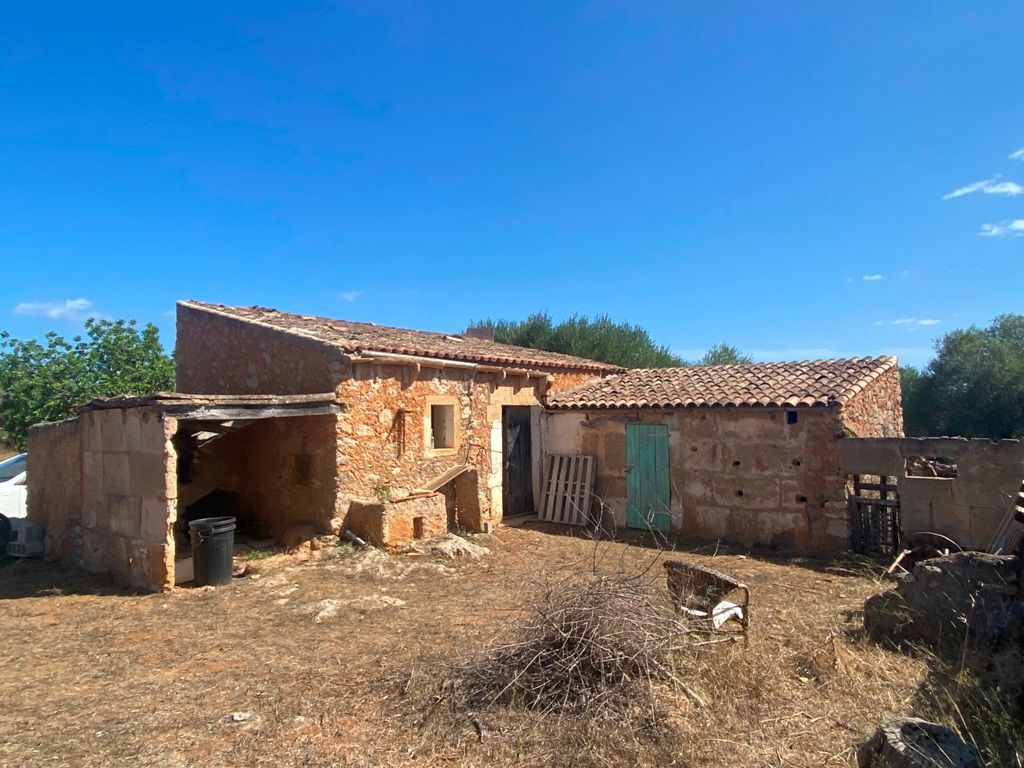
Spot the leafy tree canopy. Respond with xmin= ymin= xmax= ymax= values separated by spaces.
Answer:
xmin=901 ymin=314 xmax=1024 ymax=439
xmin=470 ymin=312 xmax=753 ymax=369
xmin=472 ymin=312 xmax=684 ymax=368
xmin=0 ymin=318 xmax=175 ymax=449
xmin=697 ymin=343 xmax=753 ymax=366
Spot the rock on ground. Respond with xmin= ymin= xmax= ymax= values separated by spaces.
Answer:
xmin=857 ymin=717 xmax=981 ymax=768
xmin=406 ymin=533 xmax=490 ymax=560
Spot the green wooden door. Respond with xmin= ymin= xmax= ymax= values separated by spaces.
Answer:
xmin=626 ymin=423 xmax=671 ymax=531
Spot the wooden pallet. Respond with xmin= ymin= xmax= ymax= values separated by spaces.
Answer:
xmin=539 ymin=454 xmax=595 ymax=525
xmin=987 ymin=480 xmax=1024 ymax=555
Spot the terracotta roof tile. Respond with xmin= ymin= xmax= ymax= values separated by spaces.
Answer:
xmin=547 ymin=357 xmax=899 ymax=410
xmin=181 ymin=301 xmax=621 ymax=374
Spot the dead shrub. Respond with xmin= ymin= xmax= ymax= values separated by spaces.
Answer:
xmin=443 ymin=569 xmax=688 ymax=719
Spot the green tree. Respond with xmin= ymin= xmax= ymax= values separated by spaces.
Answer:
xmin=472 ymin=312 xmax=686 ymax=368
xmin=0 ymin=318 xmax=175 ymax=449
xmin=697 ymin=343 xmax=753 ymax=366
xmin=899 ymin=365 xmax=927 ymax=436
xmin=901 ymin=314 xmax=1024 ymax=438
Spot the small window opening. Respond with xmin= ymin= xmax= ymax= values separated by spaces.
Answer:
xmin=786 ymin=411 xmax=799 ymax=425
xmin=905 ymin=456 xmax=958 ymax=478
xmin=735 ymin=489 xmax=744 ymax=497
xmin=792 ymin=458 xmax=802 ymax=467
xmin=430 ymin=404 xmax=456 ymax=449
xmin=732 ymin=460 xmax=741 ymax=467
xmin=690 ymin=445 xmax=698 ymax=452
xmin=795 ymin=495 xmax=808 ymax=503
xmin=413 ymin=516 xmax=425 ymax=539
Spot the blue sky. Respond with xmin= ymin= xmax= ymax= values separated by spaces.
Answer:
xmin=2 ymin=2 xmax=1021 ymax=368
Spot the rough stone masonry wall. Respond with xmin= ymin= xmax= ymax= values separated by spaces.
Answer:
xmin=78 ymin=407 xmax=177 ymax=591
xmin=840 ymin=437 xmax=1024 ymax=550
xmin=177 ymin=414 xmax=338 ymax=541
xmin=335 ymin=364 xmax=586 ymax=531
xmin=840 ymin=366 xmax=904 ymax=438
xmin=26 ymin=418 xmax=83 ymax=560
xmin=175 ymin=303 xmax=344 ymax=395
xmin=544 ymin=406 xmax=850 ymax=553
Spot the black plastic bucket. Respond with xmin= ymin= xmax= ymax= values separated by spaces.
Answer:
xmin=188 ymin=516 xmax=237 ymax=586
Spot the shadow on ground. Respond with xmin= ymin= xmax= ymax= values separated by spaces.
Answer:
xmin=0 ymin=556 xmax=142 ymax=599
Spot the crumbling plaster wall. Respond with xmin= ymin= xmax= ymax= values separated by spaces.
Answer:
xmin=175 ymin=303 xmax=344 ymax=395
xmin=334 ymin=363 xmax=577 ymax=530
xmin=840 ymin=366 xmax=904 ymax=438
xmin=26 ymin=418 xmax=83 ymax=560
xmin=840 ymin=437 xmax=1024 ymax=550
xmin=177 ymin=415 xmax=338 ymax=540
xmin=544 ymin=407 xmax=852 ymax=553
xmin=77 ymin=407 xmax=177 ymax=591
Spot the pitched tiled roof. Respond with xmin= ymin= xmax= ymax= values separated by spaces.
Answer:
xmin=547 ymin=357 xmax=899 ymax=410
xmin=180 ymin=301 xmax=621 ymax=374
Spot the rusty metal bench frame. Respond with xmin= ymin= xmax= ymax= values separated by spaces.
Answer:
xmin=664 ymin=560 xmax=750 ymax=641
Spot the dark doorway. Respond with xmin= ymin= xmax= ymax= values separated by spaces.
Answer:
xmin=502 ymin=406 xmax=534 ymax=518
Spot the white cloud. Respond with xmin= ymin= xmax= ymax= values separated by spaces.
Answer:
xmin=943 ymin=175 xmax=1022 ymax=199
xmin=874 ymin=318 xmax=940 ymax=327
xmin=13 ymin=298 xmax=96 ymax=321
xmin=1010 ymin=147 xmax=1024 ymax=161
xmin=862 ymin=273 xmax=884 ymax=281
xmin=339 ymin=290 xmax=363 ymax=302
xmin=979 ymin=218 xmax=1024 ymax=237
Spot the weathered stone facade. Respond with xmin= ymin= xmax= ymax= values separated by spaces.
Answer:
xmin=346 ymin=493 xmax=448 ymax=548
xmin=839 ymin=366 xmax=904 ymax=438
xmin=545 ymin=406 xmax=855 ymax=552
xmin=27 ymin=406 xmax=179 ymax=591
xmin=176 ymin=304 xmax=342 ymax=395
xmin=175 ymin=302 xmax=605 ymax=538
xmin=334 ymin=363 xmax=569 ymax=531
xmin=543 ymin=368 xmax=903 ymax=554
xmin=26 ymin=418 xmax=82 ymax=560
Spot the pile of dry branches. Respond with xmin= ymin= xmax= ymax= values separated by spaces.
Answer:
xmin=444 ymin=569 xmax=688 ymax=718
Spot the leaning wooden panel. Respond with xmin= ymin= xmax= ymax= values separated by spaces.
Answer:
xmin=540 ymin=453 xmax=596 ymax=525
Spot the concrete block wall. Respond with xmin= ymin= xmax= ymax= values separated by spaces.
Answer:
xmin=78 ymin=407 xmax=176 ymax=591
xmin=544 ymin=407 xmax=850 ymax=553
xmin=840 ymin=437 xmax=1024 ymax=550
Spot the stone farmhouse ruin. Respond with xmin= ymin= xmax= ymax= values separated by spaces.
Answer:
xmin=24 ymin=300 xmax=1024 ymax=591
xmin=545 ymin=359 xmax=903 ymax=552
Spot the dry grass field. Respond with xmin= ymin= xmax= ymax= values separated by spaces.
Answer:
xmin=0 ymin=523 xmax=937 ymax=767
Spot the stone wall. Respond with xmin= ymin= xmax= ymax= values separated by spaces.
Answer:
xmin=175 ymin=302 xmax=344 ymax=395
xmin=840 ymin=366 xmax=904 ymax=438
xmin=864 ymin=551 xmax=1022 ymax=649
xmin=78 ymin=407 xmax=177 ymax=591
xmin=335 ymin=363 xmax=577 ymax=531
xmin=840 ymin=437 xmax=1024 ymax=550
xmin=543 ymin=406 xmax=851 ymax=553
xmin=177 ymin=414 xmax=339 ymax=541
xmin=346 ymin=493 xmax=448 ymax=548
xmin=26 ymin=418 xmax=83 ymax=559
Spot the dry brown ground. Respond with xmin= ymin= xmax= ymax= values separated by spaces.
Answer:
xmin=0 ymin=524 xmax=928 ymax=768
